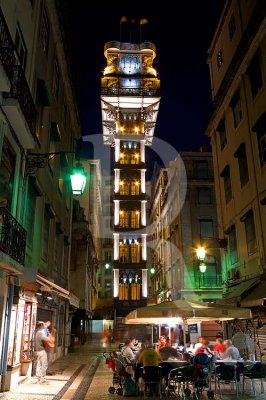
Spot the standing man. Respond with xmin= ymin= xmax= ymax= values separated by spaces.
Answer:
xmin=33 ymin=321 xmax=50 ymax=383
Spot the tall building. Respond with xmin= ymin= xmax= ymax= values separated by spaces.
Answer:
xmin=150 ymin=150 xmax=223 ymax=304
xmin=0 ymin=0 xmax=81 ymax=390
xmin=206 ymin=0 xmax=266 ymax=312
xmin=101 ymin=40 xmax=160 ymax=317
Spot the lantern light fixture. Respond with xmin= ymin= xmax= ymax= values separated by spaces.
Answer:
xmin=25 ymin=152 xmax=87 ymax=196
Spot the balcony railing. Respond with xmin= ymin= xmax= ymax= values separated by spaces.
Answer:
xmin=0 ymin=207 xmax=26 ymax=265
xmin=0 ymin=9 xmax=16 ymax=70
xmin=101 ymin=87 xmax=160 ymax=97
xmin=4 ymin=65 xmax=36 ymax=136
xmin=196 ymin=275 xmax=222 ymax=289
xmin=0 ymin=9 xmax=36 ymax=137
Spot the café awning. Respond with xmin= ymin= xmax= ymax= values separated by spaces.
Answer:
xmin=125 ymin=299 xmax=251 ymax=325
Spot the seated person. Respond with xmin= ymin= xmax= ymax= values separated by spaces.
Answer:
xmin=221 ymin=339 xmax=240 ymax=360
xmin=213 ymin=337 xmax=225 ymax=357
xmin=121 ymin=338 xmax=136 ymax=362
xmin=194 ymin=336 xmax=204 ymax=353
xmin=195 ymin=339 xmax=213 ymax=357
xmin=138 ymin=343 xmax=162 ymax=391
xmin=156 ymin=335 xmax=167 ymax=351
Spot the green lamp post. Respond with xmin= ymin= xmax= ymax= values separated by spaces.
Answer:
xmin=70 ymin=162 xmax=87 ymax=195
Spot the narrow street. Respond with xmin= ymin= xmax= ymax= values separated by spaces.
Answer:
xmin=0 ymin=339 xmax=266 ymax=400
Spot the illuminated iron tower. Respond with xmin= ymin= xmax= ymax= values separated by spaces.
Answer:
xmin=101 ymin=40 xmax=160 ymax=316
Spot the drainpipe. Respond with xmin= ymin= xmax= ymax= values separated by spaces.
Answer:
xmin=0 ymin=283 xmax=14 ymax=392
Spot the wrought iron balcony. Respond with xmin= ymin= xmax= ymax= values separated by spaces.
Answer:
xmin=4 ymin=65 xmax=36 ymax=137
xmin=196 ymin=275 xmax=222 ymax=289
xmin=0 ymin=207 xmax=26 ymax=265
xmin=0 ymin=8 xmax=36 ymax=138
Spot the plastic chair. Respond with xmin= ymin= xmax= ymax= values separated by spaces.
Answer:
xmin=242 ymin=362 xmax=266 ymax=396
xmin=215 ymin=363 xmax=239 ymax=399
xmin=141 ymin=366 xmax=162 ymax=399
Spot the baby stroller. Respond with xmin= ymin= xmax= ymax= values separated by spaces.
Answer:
xmin=191 ymin=353 xmax=214 ymax=399
xmin=103 ymin=351 xmax=123 ymax=395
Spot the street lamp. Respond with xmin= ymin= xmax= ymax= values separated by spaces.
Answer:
xmin=25 ymin=152 xmax=87 ymax=195
xmin=196 ymin=246 xmax=207 ymax=273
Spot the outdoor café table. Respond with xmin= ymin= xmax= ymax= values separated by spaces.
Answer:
xmin=215 ymin=359 xmax=259 ymax=383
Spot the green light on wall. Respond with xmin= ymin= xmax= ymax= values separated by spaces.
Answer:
xmin=150 ymin=267 xmax=155 ymax=274
xmin=70 ymin=163 xmax=87 ymax=195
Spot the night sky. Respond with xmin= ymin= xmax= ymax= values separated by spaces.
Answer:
xmin=65 ymin=0 xmax=225 ymax=162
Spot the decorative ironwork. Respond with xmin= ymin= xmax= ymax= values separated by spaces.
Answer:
xmin=0 ymin=8 xmax=16 ymax=70
xmin=0 ymin=207 xmax=26 ymax=265
xmin=0 ymin=9 xmax=37 ymax=137
xmin=101 ymin=87 xmax=160 ymax=97
xmin=4 ymin=65 xmax=37 ymax=137
xmin=25 ymin=151 xmax=75 ymax=176
xmin=196 ymin=275 xmax=222 ymax=288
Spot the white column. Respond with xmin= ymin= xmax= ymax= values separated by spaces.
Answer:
xmin=113 ymin=269 xmax=119 ymax=297
xmin=140 ymin=169 xmax=146 ymax=194
xmin=140 ymin=140 xmax=145 ymax=163
xmin=115 ymin=139 xmax=120 ymax=162
xmin=141 ymin=200 xmax=147 ymax=226
xmin=141 ymin=233 xmax=147 ymax=260
xmin=114 ymin=200 xmax=120 ymax=226
xmin=114 ymin=233 xmax=119 ymax=260
xmin=142 ymin=269 xmax=148 ymax=297
xmin=114 ymin=169 xmax=120 ymax=193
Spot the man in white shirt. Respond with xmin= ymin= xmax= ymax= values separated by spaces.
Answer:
xmin=222 ymin=339 xmax=240 ymax=360
xmin=194 ymin=337 xmax=203 ymax=353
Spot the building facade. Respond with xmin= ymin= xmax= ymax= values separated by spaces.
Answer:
xmin=0 ymin=0 xmax=80 ymax=390
xmin=101 ymin=40 xmax=160 ymax=317
xmin=206 ymin=0 xmax=266 ymax=311
xmin=150 ymin=150 xmax=223 ymax=304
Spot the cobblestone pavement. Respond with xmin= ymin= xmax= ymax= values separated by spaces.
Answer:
xmin=0 ymin=340 xmax=266 ymax=399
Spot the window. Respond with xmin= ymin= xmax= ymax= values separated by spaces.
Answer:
xmin=228 ymin=14 xmax=236 ymax=39
xmin=104 ymin=251 xmax=112 ymax=262
xmin=25 ymin=184 xmax=38 ymax=249
xmin=53 ymin=60 xmax=60 ymax=100
xmin=216 ymin=49 xmax=223 ymax=70
xmin=0 ymin=138 xmax=16 ymax=210
xmin=241 ymin=210 xmax=257 ymax=255
xmin=230 ymin=91 xmax=242 ymax=128
xmin=228 ymin=225 xmax=238 ymax=265
xmin=199 ymin=219 xmax=213 ymax=238
xmin=120 ymin=211 xmax=129 ymax=228
xmin=14 ymin=25 xmax=27 ymax=69
xmin=195 ymin=161 xmax=208 ymax=178
xmin=42 ymin=208 xmax=51 ymax=261
xmin=252 ymin=112 xmax=266 ymax=166
xmin=217 ymin=119 xmax=227 ymax=150
xmin=247 ymin=51 xmax=263 ymax=99
xmin=197 ymin=188 xmax=212 ymax=204
xmin=54 ymin=230 xmax=63 ymax=272
xmin=40 ymin=9 xmax=50 ymax=58
xmin=234 ymin=143 xmax=249 ymax=187
xmin=220 ymin=165 xmax=232 ymax=204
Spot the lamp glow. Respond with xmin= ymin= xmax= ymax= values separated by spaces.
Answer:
xmin=70 ymin=163 xmax=87 ymax=195
xmin=150 ymin=267 xmax=155 ymax=274
xmin=196 ymin=246 xmax=206 ymax=260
